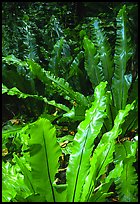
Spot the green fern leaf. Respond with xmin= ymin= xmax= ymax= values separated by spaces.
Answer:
xmin=48 ymin=37 xmax=64 ymax=76
xmin=89 ymin=161 xmax=123 ymax=202
xmin=68 ymin=51 xmax=83 ymax=79
xmin=93 ymin=17 xmax=114 ymax=85
xmin=81 ymin=101 xmax=135 ymax=202
xmin=66 ymin=81 xmax=107 ymax=202
xmin=29 ymin=118 xmax=62 ymax=202
xmin=114 ymin=140 xmax=138 ymax=202
xmin=2 ymin=83 xmax=70 ymax=112
xmin=2 ymin=55 xmax=27 ymax=67
xmin=27 ymin=59 xmax=89 ymax=107
xmin=83 ymin=37 xmax=104 ymax=88
xmin=112 ymin=5 xmax=133 ymax=111
xmin=13 ymin=154 xmax=35 ymax=195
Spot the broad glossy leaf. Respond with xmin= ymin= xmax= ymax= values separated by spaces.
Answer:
xmin=114 ymin=140 xmax=138 ymax=202
xmin=66 ymin=81 xmax=107 ymax=202
xmin=29 ymin=118 xmax=62 ymax=202
xmin=103 ymin=91 xmax=114 ymax=131
xmin=112 ymin=5 xmax=133 ymax=111
xmin=93 ymin=18 xmax=114 ymax=85
xmin=121 ymin=76 xmax=138 ymax=134
xmin=83 ymin=37 xmax=104 ymax=88
xmin=81 ymin=101 xmax=134 ymax=201
xmin=112 ymin=74 xmax=132 ymax=111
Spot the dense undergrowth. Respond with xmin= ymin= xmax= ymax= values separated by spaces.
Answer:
xmin=2 ymin=2 xmax=138 ymax=202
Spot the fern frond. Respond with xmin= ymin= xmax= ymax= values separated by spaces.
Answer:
xmin=22 ymin=20 xmax=39 ymax=62
xmin=29 ymin=118 xmax=62 ymax=202
xmin=83 ymin=37 xmax=105 ymax=88
xmin=27 ymin=59 xmax=89 ymax=107
xmin=2 ymin=84 xmax=70 ymax=112
xmin=48 ymin=37 xmax=72 ymax=79
xmin=92 ymin=17 xmax=114 ymax=85
xmin=66 ymin=81 xmax=107 ymax=202
xmin=48 ymin=37 xmax=64 ymax=76
xmin=89 ymin=161 xmax=123 ymax=202
xmin=112 ymin=5 xmax=133 ymax=111
xmin=2 ymin=55 xmax=28 ymax=67
xmin=81 ymin=101 xmax=135 ymax=202
xmin=114 ymin=140 xmax=138 ymax=202
xmin=68 ymin=51 xmax=83 ymax=79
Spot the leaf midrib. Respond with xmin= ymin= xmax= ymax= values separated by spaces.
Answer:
xmin=42 ymin=130 xmax=55 ymax=202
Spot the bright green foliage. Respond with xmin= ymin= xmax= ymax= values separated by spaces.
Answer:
xmin=112 ymin=5 xmax=133 ymax=111
xmin=83 ymin=5 xmax=137 ymax=134
xmin=89 ymin=161 xmax=123 ymax=202
xmin=80 ymin=101 xmax=134 ymax=202
xmin=29 ymin=118 xmax=62 ymax=202
xmin=2 ymin=82 xmax=137 ymax=202
xmin=66 ymin=81 xmax=107 ymax=202
xmin=2 ymin=3 xmax=138 ymax=203
xmin=114 ymin=140 xmax=138 ymax=202
xmin=2 ymin=161 xmax=31 ymax=202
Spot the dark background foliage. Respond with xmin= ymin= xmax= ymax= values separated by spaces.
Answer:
xmin=2 ymin=2 xmax=138 ymax=123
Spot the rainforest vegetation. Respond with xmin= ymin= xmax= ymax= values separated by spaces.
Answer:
xmin=2 ymin=2 xmax=138 ymax=202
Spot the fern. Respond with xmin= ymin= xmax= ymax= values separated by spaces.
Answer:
xmin=2 ymin=161 xmax=31 ymax=202
xmin=22 ymin=18 xmax=39 ymax=62
xmin=92 ymin=17 xmax=114 ymax=85
xmin=3 ymin=82 xmax=136 ymax=202
xmin=112 ymin=5 xmax=133 ymax=111
xmin=80 ymin=101 xmax=134 ymax=202
xmin=114 ymin=140 xmax=138 ymax=202
xmin=66 ymin=81 xmax=107 ymax=202
xmin=2 ymin=55 xmax=89 ymax=108
xmin=89 ymin=161 xmax=123 ymax=202
xmin=2 ymin=83 xmax=70 ymax=112
xmin=68 ymin=51 xmax=83 ymax=79
xmin=27 ymin=59 xmax=89 ymax=107
xmin=48 ymin=37 xmax=72 ymax=79
xmin=48 ymin=37 xmax=65 ymax=76
xmin=83 ymin=37 xmax=105 ymax=89
xmin=28 ymin=118 xmax=62 ymax=202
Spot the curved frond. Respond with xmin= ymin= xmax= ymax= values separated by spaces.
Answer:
xmin=2 ymin=83 xmax=70 ymax=112
xmin=27 ymin=59 xmax=89 ymax=107
xmin=83 ymin=37 xmax=105 ymax=88
xmin=112 ymin=5 xmax=133 ymax=110
xmin=68 ymin=51 xmax=83 ymax=79
xmin=66 ymin=81 xmax=107 ymax=202
xmin=81 ymin=101 xmax=135 ymax=202
xmin=48 ymin=37 xmax=71 ymax=77
xmin=89 ymin=161 xmax=123 ymax=202
xmin=48 ymin=38 xmax=64 ymax=76
xmin=29 ymin=118 xmax=62 ymax=202
xmin=92 ymin=17 xmax=114 ymax=85
xmin=114 ymin=140 xmax=138 ymax=202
